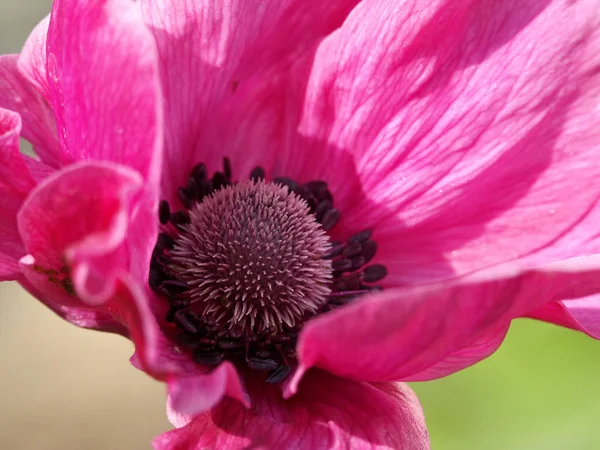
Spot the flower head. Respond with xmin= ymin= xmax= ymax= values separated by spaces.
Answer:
xmin=2 ymin=0 xmax=600 ymax=448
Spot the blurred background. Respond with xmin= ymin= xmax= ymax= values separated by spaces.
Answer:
xmin=1 ymin=2 xmax=599 ymax=449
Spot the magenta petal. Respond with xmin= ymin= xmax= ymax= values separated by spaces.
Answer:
xmin=17 ymin=162 xmax=146 ymax=305
xmin=0 ymin=108 xmax=34 ymax=279
xmin=18 ymin=15 xmax=52 ymax=102
xmin=528 ymin=295 xmax=600 ymax=339
xmin=0 ymin=55 xmax=61 ymax=168
xmin=18 ymin=274 xmax=127 ymax=334
xmin=154 ymin=372 xmax=428 ymax=450
xmin=404 ymin=325 xmax=509 ymax=381
xmin=300 ymin=0 xmax=600 ymax=280
xmin=141 ymin=0 xmax=360 ymax=202
xmin=288 ymin=258 xmax=600 ymax=392
xmin=167 ymin=363 xmax=251 ymax=419
xmin=47 ymin=0 xmax=162 ymax=180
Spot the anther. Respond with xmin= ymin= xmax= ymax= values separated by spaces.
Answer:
xmin=212 ymin=171 xmax=228 ymax=191
xmin=223 ymin=157 xmax=232 ymax=181
xmin=158 ymin=200 xmax=171 ymax=224
xmin=157 ymin=232 xmax=175 ymax=249
xmin=321 ymin=208 xmax=341 ymax=231
xmin=348 ymin=230 xmax=372 ymax=244
xmin=250 ymin=166 xmax=265 ymax=181
xmin=218 ymin=339 xmax=245 ymax=350
xmin=363 ymin=264 xmax=387 ymax=282
xmin=273 ymin=177 xmax=297 ymax=192
xmin=177 ymin=187 xmax=192 ymax=209
xmin=315 ymin=200 xmax=333 ymax=223
xmin=350 ymin=256 xmax=366 ymax=271
xmin=171 ymin=211 xmax=190 ymax=226
xmin=247 ymin=357 xmax=279 ymax=371
xmin=342 ymin=242 xmax=363 ymax=258
xmin=193 ymin=350 xmax=224 ymax=366
xmin=305 ymin=180 xmax=328 ymax=196
xmin=174 ymin=310 xmax=198 ymax=334
xmin=324 ymin=243 xmax=345 ymax=259
xmin=186 ymin=176 xmax=200 ymax=200
xmin=266 ymin=365 xmax=292 ymax=384
xmin=191 ymin=163 xmax=207 ymax=183
xmin=332 ymin=258 xmax=353 ymax=272
xmin=361 ymin=240 xmax=378 ymax=264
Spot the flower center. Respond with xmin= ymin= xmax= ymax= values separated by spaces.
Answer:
xmin=149 ymin=159 xmax=387 ymax=383
xmin=169 ymin=180 xmax=332 ymax=334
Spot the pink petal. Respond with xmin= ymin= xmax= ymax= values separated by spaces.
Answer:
xmin=0 ymin=55 xmax=61 ymax=168
xmin=18 ymin=16 xmax=52 ymax=102
xmin=299 ymin=0 xmax=600 ymax=282
xmin=167 ymin=363 xmax=250 ymax=419
xmin=17 ymin=162 xmax=148 ymax=305
xmin=154 ymin=372 xmax=428 ymax=450
xmin=288 ymin=257 xmax=600 ymax=394
xmin=141 ymin=0 xmax=360 ymax=203
xmin=0 ymin=108 xmax=34 ymax=279
xmin=403 ymin=325 xmax=509 ymax=381
xmin=18 ymin=275 xmax=127 ymax=334
xmin=47 ymin=0 xmax=162 ymax=180
xmin=527 ymin=294 xmax=600 ymax=339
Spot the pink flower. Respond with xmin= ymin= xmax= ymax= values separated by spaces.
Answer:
xmin=2 ymin=0 xmax=600 ymax=448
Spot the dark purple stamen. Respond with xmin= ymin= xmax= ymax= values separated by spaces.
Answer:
xmin=158 ymin=200 xmax=171 ymax=224
xmin=223 ymin=157 xmax=232 ymax=181
xmin=266 ymin=365 xmax=292 ymax=384
xmin=362 ymin=240 xmax=378 ymax=264
xmin=332 ymin=258 xmax=353 ymax=272
xmin=193 ymin=350 xmax=224 ymax=366
xmin=273 ymin=176 xmax=298 ymax=192
xmin=363 ymin=264 xmax=388 ymax=282
xmin=149 ymin=161 xmax=388 ymax=384
xmin=192 ymin=163 xmax=207 ymax=182
xmin=218 ymin=339 xmax=245 ymax=350
xmin=174 ymin=310 xmax=198 ymax=334
xmin=212 ymin=171 xmax=228 ymax=191
xmin=250 ymin=166 xmax=265 ymax=181
xmin=342 ymin=242 xmax=363 ymax=258
xmin=315 ymin=200 xmax=333 ymax=223
xmin=171 ymin=211 xmax=190 ymax=226
xmin=348 ymin=229 xmax=372 ymax=244
xmin=247 ymin=357 xmax=279 ymax=371
xmin=321 ymin=208 xmax=341 ymax=230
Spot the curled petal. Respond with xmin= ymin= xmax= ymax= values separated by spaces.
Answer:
xmin=167 ymin=363 xmax=251 ymax=420
xmin=289 ymin=257 xmax=600 ymax=394
xmin=17 ymin=162 xmax=146 ymax=305
xmin=527 ymin=295 xmax=600 ymax=339
xmin=155 ymin=372 xmax=428 ymax=450
xmin=18 ymin=274 xmax=127 ymax=334
xmin=0 ymin=108 xmax=34 ymax=279
xmin=47 ymin=0 xmax=162 ymax=180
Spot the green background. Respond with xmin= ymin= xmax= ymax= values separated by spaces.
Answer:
xmin=412 ymin=320 xmax=600 ymax=449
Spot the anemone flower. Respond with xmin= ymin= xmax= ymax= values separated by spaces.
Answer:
xmin=2 ymin=0 xmax=600 ymax=448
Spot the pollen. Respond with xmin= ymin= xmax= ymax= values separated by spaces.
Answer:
xmin=169 ymin=180 xmax=332 ymax=334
